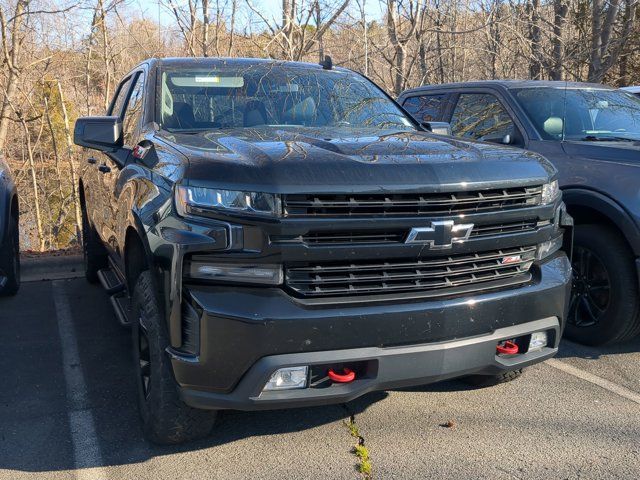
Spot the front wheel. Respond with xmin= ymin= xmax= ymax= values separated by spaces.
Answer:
xmin=565 ymin=224 xmax=640 ymax=345
xmin=131 ymin=271 xmax=217 ymax=444
xmin=0 ymin=213 xmax=20 ymax=296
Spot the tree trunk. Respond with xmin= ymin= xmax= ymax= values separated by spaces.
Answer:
xmin=0 ymin=69 xmax=19 ymax=153
xmin=202 ymin=0 xmax=209 ymax=57
xmin=21 ymin=118 xmax=45 ymax=251
xmin=56 ymin=81 xmax=82 ymax=242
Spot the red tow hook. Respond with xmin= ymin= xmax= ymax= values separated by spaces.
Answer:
xmin=496 ymin=340 xmax=519 ymax=355
xmin=328 ymin=368 xmax=356 ymax=383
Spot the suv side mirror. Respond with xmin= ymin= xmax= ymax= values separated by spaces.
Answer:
xmin=74 ymin=116 xmax=122 ymax=151
xmin=421 ymin=121 xmax=451 ymax=136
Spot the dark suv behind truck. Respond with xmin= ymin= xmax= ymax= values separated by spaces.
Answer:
xmin=75 ymin=58 xmax=572 ymax=444
xmin=399 ymin=81 xmax=640 ymax=345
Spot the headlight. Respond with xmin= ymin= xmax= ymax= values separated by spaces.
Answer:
xmin=175 ymin=185 xmax=281 ymax=217
xmin=541 ymin=180 xmax=560 ymax=204
xmin=186 ymin=260 xmax=283 ymax=285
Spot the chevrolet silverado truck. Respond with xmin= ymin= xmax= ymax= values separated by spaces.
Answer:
xmin=74 ymin=58 xmax=572 ymax=444
xmin=0 ymin=155 xmax=19 ymax=296
xmin=399 ymin=81 xmax=640 ymax=345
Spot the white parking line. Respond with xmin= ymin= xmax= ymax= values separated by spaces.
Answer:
xmin=546 ymin=358 xmax=640 ymax=406
xmin=52 ymin=280 xmax=108 ymax=480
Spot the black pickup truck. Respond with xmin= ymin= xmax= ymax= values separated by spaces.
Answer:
xmin=399 ymin=81 xmax=640 ymax=345
xmin=0 ymin=155 xmax=19 ymax=296
xmin=74 ymin=58 xmax=572 ymax=444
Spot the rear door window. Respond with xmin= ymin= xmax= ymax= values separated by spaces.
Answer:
xmin=402 ymin=94 xmax=447 ymax=122
xmin=450 ymin=93 xmax=517 ymax=143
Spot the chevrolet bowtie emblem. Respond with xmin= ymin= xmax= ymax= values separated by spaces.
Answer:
xmin=405 ymin=220 xmax=474 ymax=249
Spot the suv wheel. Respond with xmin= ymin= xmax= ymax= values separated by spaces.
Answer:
xmin=0 ymin=213 xmax=20 ymax=296
xmin=131 ymin=271 xmax=217 ymax=444
xmin=565 ymin=224 xmax=640 ymax=345
xmin=81 ymin=203 xmax=107 ymax=283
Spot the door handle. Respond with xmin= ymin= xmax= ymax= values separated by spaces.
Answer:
xmin=98 ymin=164 xmax=111 ymax=174
xmin=87 ymin=157 xmax=97 ymax=164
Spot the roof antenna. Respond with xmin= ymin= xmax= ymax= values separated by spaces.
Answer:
xmin=320 ymin=55 xmax=333 ymax=70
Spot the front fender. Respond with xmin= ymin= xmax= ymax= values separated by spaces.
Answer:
xmin=562 ymin=187 xmax=640 ymax=256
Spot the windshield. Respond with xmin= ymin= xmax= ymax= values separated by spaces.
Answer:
xmin=513 ymin=87 xmax=640 ymax=142
xmin=158 ymin=64 xmax=415 ymax=132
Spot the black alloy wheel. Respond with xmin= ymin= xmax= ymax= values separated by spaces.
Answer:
xmin=569 ymin=245 xmax=611 ymax=328
xmin=137 ymin=317 xmax=151 ymax=398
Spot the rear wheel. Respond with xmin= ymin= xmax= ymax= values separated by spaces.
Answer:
xmin=0 ymin=213 xmax=20 ymax=296
xmin=81 ymin=202 xmax=107 ymax=284
xmin=565 ymin=224 xmax=640 ymax=345
xmin=464 ymin=369 xmax=523 ymax=388
xmin=131 ymin=271 xmax=217 ymax=444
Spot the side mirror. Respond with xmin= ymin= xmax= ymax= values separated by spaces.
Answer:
xmin=421 ymin=121 xmax=451 ymax=136
xmin=501 ymin=134 xmax=512 ymax=145
xmin=74 ymin=116 xmax=122 ymax=151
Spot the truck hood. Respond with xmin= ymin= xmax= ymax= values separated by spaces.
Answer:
xmin=157 ymin=127 xmax=555 ymax=193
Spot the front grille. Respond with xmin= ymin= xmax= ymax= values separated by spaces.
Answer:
xmin=283 ymin=187 xmax=542 ymax=217
xmin=469 ymin=220 xmax=548 ymax=238
xmin=285 ymin=246 xmax=536 ymax=297
xmin=271 ymin=220 xmax=549 ymax=246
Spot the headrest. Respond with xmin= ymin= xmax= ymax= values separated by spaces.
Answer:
xmin=282 ymin=97 xmax=316 ymax=124
xmin=543 ymin=117 xmax=564 ymax=136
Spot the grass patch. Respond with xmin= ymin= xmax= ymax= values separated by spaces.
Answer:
xmin=344 ymin=415 xmax=372 ymax=479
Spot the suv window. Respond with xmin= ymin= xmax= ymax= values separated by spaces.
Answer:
xmin=402 ymin=94 xmax=446 ymax=122
xmin=122 ymin=73 xmax=145 ymax=146
xmin=109 ymin=76 xmax=133 ymax=117
xmin=450 ymin=93 xmax=516 ymax=143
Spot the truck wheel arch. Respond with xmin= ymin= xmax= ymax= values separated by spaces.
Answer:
xmin=562 ymin=188 xmax=640 ymax=256
xmin=124 ymin=225 xmax=150 ymax=294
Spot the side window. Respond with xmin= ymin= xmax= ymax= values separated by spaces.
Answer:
xmin=109 ymin=76 xmax=133 ymax=117
xmin=122 ymin=73 xmax=145 ymax=147
xmin=450 ymin=93 xmax=517 ymax=143
xmin=402 ymin=94 xmax=446 ymax=122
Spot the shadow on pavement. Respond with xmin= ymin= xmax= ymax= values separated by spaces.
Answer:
xmin=557 ymin=336 xmax=640 ymax=360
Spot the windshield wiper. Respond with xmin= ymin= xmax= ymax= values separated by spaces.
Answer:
xmin=580 ymin=135 xmax=640 ymax=142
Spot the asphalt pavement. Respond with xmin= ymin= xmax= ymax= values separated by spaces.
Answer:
xmin=1 ymin=260 xmax=639 ymax=479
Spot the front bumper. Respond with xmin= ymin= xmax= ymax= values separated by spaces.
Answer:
xmin=169 ymin=254 xmax=571 ymax=410
xmin=180 ymin=316 xmax=560 ymax=411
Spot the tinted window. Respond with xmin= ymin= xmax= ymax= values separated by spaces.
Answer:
xmin=450 ymin=93 xmax=516 ymax=142
xmin=159 ymin=65 xmax=416 ymax=131
xmin=109 ymin=76 xmax=133 ymax=117
xmin=122 ymin=73 xmax=145 ymax=146
xmin=513 ymin=87 xmax=640 ymax=141
xmin=402 ymin=94 xmax=446 ymax=122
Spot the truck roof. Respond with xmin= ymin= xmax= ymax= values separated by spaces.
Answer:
xmin=402 ymin=79 xmax=615 ymax=95
xmin=154 ymin=56 xmax=337 ymax=71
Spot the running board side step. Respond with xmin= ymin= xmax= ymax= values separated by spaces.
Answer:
xmin=97 ymin=265 xmax=130 ymax=327
xmin=110 ymin=293 xmax=132 ymax=327
xmin=97 ymin=268 xmax=125 ymax=295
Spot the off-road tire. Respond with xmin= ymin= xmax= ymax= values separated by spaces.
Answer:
xmin=565 ymin=224 xmax=640 ymax=345
xmin=464 ymin=369 xmax=523 ymax=388
xmin=81 ymin=203 xmax=107 ymax=284
xmin=131 ymin=271 xmax=217 ymax=444
xmin=0 ymin=213 xmax=20 ymax=296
